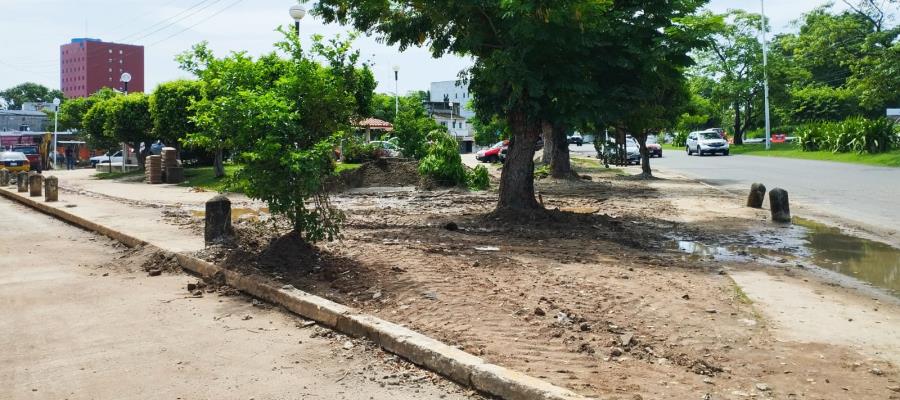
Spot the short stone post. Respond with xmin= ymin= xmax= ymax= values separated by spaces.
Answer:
xmin=17 ymin=172 xmax=28 ymax=192
xmin=205 ymin=195 xmax=233 ymax=245
xmin=746 ymin=183 xmax=767 ymax=208
xmin=769 ymin=188 xmax=791 ymax=223
xmin=44 ymin=176 xmax=58 ymax=202
xmin=0 ymin=169 xmax=9 ymax=186
xmin=29 ymin=173 xmax=43 ymax=197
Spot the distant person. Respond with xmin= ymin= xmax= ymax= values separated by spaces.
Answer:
xmin=65 ymin=146 xmax=75 ymax=170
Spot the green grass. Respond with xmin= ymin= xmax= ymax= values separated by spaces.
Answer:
xmin=335 ymin=162 xmax=362 ymax=173
xmin=728 ymin=143 xmax=900 ymax=167
xmin=179 ymin=165 xmax=244 ymax=192
xmin=571 ymin=156 xmax=626 ymax=175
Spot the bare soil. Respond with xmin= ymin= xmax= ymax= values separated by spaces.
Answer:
xmin=182 ymin=163 xmax=900 ymax=400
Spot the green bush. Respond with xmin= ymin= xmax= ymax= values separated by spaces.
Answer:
xmin=418 ymin=130 xmax=467 ymax=186
xmin=797 ymin=117 xmax=896 ymax=154
xmin=343 ymin=137 xmax=382 ymax=163
xmin=672 ymin=131 xmax=690 ymax=147
xmin=467 ymin=165 xmax=490 ymax=190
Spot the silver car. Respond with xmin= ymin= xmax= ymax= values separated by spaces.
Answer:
xmin=686 ymin=130 xmax=730 ymax=156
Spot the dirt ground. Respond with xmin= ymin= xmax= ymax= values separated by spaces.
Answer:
xmin=0 ymin=201 xmax=481 ymax=400
xmin=172 ymin=159 xmax=900 ymax=400
xmin=32 ymin=159 xmax=900 ymax=399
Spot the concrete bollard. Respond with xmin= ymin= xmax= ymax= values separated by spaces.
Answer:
xmin=0 ymin=169 xmax=9 ymax=186
xmin=17 ymin=172 xmax=28 ymax=192
xmin=769 ymin=188 xmax=791 ymax=223
xmin=44 ymin=176 xmax=58 ymax=202
xmin=205 ymin=195 xmax=233 ymax=245
xmin=29 ymin=173 xmax=43 ymax=197
xmin=746 ymin=183 xmax=767 ymax=208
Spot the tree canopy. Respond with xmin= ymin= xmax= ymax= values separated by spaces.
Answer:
xmin=0 ymin=82 xmax=65 ymax=110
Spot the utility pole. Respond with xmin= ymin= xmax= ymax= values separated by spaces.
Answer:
xmin=761 ymin=0 xmax=772 ymax=150
xmin=393 ymin=66 xmax=400 ymax=118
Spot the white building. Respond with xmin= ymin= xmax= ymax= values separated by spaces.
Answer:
xmin=429 ymin=80 xmax=475 ymax=153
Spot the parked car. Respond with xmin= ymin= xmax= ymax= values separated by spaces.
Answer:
xmin=369 ymin=141 xmax=402 ymax=158
xmin=624 ymin=137 xmax=641 ymax=164
xmin=476 ymin=141 xmax=507 ymax=163
xmin=686 ymin=130 xmax=730 ymax=156
xmin=646 ymin=135 xmax=663 ymax=158
xmin=498 ymin=137 xmax=546 ymax=163
xmin=90 ymin=150 xmax=125 ymax=167
xmin=567 ymin=132 xmax=584 ymax=146
xmin=0 ymin=151 xmax=30 ymax=173
xmin=12 ymin=145 xmax=41 ymax=172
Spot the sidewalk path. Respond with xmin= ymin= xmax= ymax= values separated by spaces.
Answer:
xmin=0 ymin=201 xmax=476 ymax=400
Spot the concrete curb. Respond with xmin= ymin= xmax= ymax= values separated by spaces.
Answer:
xmin=1 ymin=187 xmax=593 ymax=400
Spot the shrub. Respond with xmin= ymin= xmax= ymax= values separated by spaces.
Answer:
xmin=418 ymin=130 xmax=467 ymax=186
xmin=534 ymin=164 xmax=550 ymax=179
xmin=467 ymin=165 xmax=490 ymax=190
xmin=797 ymin=117 xmax=896 ymax=154
xmin=342 ymin=137 xmax=383 ymax=163
xmin=672 ymin=131 xmax=690 ymax=147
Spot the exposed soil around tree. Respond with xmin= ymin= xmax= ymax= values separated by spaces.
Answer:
xmin=186 ymin=165 xmax=900 ymax=400
xmin=330 ymin=159 xmax=421 ymax=190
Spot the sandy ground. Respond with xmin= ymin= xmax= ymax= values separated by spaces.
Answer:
xmin=8 ymin=161 xmax=900 ymax=399
xmin=0 ymin=201 xmax=481 ymax=400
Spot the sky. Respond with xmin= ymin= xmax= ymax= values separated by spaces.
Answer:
xmin=0 ymin=0 xmax=851 ymax=96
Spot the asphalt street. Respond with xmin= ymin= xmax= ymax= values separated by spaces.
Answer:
xmin=567 ymin=143 xmax=900 ymax=237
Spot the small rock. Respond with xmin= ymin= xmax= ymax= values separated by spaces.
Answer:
xmin=755 ymin=383 xmax=771 ymax=392
xmin=610 ymin=347 xmax=624 ymax=357
xmin=580 ymin=323 xmax=592 ymax=332
xmin=390 ymin=266 xmax=406 ymax=273
xmin=705 ymin=309 xmax=718 ymax=314
xmin=187 ymin=283 xmax=198 ymax=291
xmin=443 ymin=222 xmax=459 ymax=231
xmin=534 ymin=307 xmax=546 ymax=316
xmin=422 ymin=291 xmax=438 ymax=301
xmin=372 ymin=291 xmax=382 ymax=300
xmin=681 ymin=294 xmax=690 ymax=300
xmin=887 ymin=386 xmax=900 ymax=392
xmin=869 ymin=367 xmax=884 ymax=376
xmin=251 ymin=299 xmax=263 ymax=307
xmin=191 ymin=290 xmax=203 ymax=297
xmin=148 ymin=269 xmax=162 ymax=277
xmin=619 ymin=332 xmax=634 ymax=347
xmin=242 ymin=315 xmax=253 ymax=321
xmin=472 ymin=261 xmax=481 ymax=268
xmin=343 ymin=341 xmax=354 ymax=350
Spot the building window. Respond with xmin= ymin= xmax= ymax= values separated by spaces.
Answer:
xmin=119 ymin=50 xmax=123 ymax=54
xmin=109 ymin=49 xmax=113 ymax=54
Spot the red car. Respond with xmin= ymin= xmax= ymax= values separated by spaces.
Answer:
xmin=12 ymin=145 xmax=42 ymax=172
xmin=476 ymin=140 xmax=508 ymax=163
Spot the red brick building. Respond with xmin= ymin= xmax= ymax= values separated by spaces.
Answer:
xmin=60 ymin=38 xmax=144 ymax=98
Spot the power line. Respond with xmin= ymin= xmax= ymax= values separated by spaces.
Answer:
xmin=123 ymin=0 xmax=222 ymax=41
xmin=119 ymin=0 xmax=218 ymax=42
xmin=147 ymin=0 xmax=247 ymax=47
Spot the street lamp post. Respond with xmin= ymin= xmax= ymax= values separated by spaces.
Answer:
xmin=449 ymin=101 xmax=455 ymax=138
xmin=120 ymin=72 xmax=132 ymax=172
xmin=289 ymin=4 xmax=306 ymax=36
xmin=392 ymin=65 xmax=400 ymax=118
xmin=52 ymin=98 xmax=60 ymax=169
xmin=760 ymin=0 xmax=772 ymax=150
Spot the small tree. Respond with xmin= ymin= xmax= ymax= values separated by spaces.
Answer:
xmin=103 ymin=93 xmax=152 ymax=169
xmin=150 ymin=80 xmax=202 ymax=152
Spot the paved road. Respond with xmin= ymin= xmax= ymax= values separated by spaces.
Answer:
xmin=642 ymin=148 xmax=900 ymax=237
xmin=0 ymin=201 xmax=477 ymax=400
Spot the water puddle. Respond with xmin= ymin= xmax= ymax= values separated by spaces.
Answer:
xmin=675 ymin=218 xmax=900 ymax=297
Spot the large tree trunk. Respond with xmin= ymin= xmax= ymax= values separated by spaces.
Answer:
xmin=732 ymin=100 xmax=744 ymax=145
xmin=541 ymin=121 xmax=552 ymax=164
xmin=549 ymin=122 xmax=575 ymax=179
xmin=133 ymin=141 xmax=144 ymax=170
xmin=635 ymin=133 xmax=652 ymax=178
xmin=214 ymin=146 xmax=225 ymax=178
xmin=498 ymin=110 xmax=542 ymax=211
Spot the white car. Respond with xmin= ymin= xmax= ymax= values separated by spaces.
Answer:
xmin=90 ymin=151 xmax=125 ymax=167
xmin=369 ymin=141 xmax=402 ymax=158
xmin=686 ymin=130 xmax=730 ymax=156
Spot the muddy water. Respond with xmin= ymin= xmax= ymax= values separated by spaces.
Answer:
xmin=676 ymin=219 xmax=900 ymax=297
xmin=795 ymin=218 xmax=900 ymax=297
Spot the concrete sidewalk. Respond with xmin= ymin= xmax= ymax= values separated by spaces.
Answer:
xmin=0 ymin=172 xmax=204 ymax=253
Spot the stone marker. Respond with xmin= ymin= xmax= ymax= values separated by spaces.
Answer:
xmin=746 ymin=183 xmax=767 ymax=208
xmin=0 ymin=169 xmax=9 ymax=186
xmin=29 ymin=173 xmax=43 ymax=197
xmin=44 ymin=176 xmax=58 ymax=202
xmin=17 ymin=172 xmax=28 ymax=192
xmin=769 ymin=188 xmax=791 ymax=223
xmin=205 ymin=194 xmax=233 ymax=245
